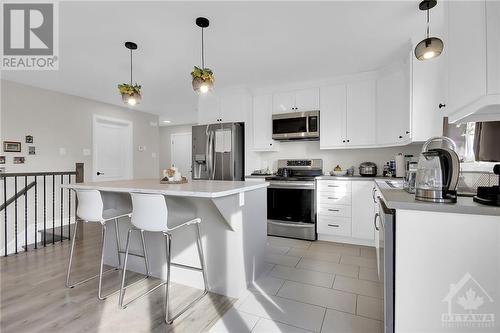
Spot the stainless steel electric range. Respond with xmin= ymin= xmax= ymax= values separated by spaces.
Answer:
xmin=266 ymin=159 xmax=323 ymax=241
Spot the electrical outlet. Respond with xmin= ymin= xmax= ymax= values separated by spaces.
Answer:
xmin=59 ymin=147 xmax=66 ymax=156
xmin=138 ymin=146 xmax=146 ymax=152
xmin=151 ymin=152 xmax=157 ymax=158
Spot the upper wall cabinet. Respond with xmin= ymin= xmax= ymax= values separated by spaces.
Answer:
xmin=447 ymin=0 xmax=500 ymax=122
xmin=252 ymin=94 xmax=279 ymax=151
xmin=273 ymin=88 xmax=319 ymax=114
xmin=320 ymin=79 xmax=376 ymax=149
xmin=376 ymin=62 xmax=411 ymax=145
xmin=346 ymin=80 xmax=376 ymax=146
xmin=198 ymin=90 xmax=247 ymax=125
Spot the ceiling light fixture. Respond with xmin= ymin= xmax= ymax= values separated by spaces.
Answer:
xmin=163 ymin=120 xmax=171 ymax=123
xmin=415 ymin=0 xmax=444 ymax=61
xmin=118 ymin=41 xmax=142 ymax=106
xmin=191 ymin=17 xmax=214 ymax=94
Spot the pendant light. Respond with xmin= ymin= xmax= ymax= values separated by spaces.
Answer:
xmin=191 ymin=17 xmax=214 ymax=94
xmin=415 ymin=0 xmax=444 ymax=61
xmin=118 ymin=41 xmax=142 ymax=106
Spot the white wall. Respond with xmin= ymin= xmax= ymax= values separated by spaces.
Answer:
xmin=255 ymin=141 xmax=423 ymax=175
xmin=1 ymin=80 xmax=160 ymax=180
xmin=159 ymin=124 xmax=194 ymax=174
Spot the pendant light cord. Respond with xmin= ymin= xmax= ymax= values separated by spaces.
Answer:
xmin=426 ymin=9 xmax=430 ymax=38
xmin=130 ymin=48 xmax=133 ymax=85
xmin=201 ymin=27 xmax=205 ymax=69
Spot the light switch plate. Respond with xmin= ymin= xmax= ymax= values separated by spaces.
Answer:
xmin=59 ymin=147 xmax=66 ymax=156
xmin=151 ymin=152 xmax=157 ymax=158
xmin=83 ymin=148 xmax=91 ymax=156
xmin=138 ymin=146 xmax=146 ymax=152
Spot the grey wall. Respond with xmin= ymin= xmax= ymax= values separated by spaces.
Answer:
xmin=1 ymin=80 xmax=160 ymax=181
xmin=159 ymin=124 xmax=194 ymax=175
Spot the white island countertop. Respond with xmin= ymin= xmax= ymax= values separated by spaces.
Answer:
xmin=62 ymin=179 xmax=269 ymax=198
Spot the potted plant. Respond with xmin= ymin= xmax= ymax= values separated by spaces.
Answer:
xmin=118 ymin=83 xmax=142 ymax=105
xmin=191 ymin=66 xmax=214 ymax=94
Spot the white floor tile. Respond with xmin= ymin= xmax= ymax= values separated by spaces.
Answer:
xmin=286 ymin=248 xmax=341 ymax=263
xmin=333 ymin=275 xmax=383 ymax=299
xmin=321 ymin=309 xmax=383 ymax=333
xmin=357 ymin=295 xmax=383 ymax=321
xmin=270 ymin=265 xmax=334 ymax=288
xmin=309 ymin=242 xmax=360 ymax=256
xmin=250 ymin=275 xmax=285 ymax=296
xmin=262 ymin=263 xmax=276 ymax=276
xmin=209 ymin=308 xmax=259 ymax=333
xmin=358 ymin=266 xmax=380 ymax=282
xmin=340 ymin=255 xmax=377 ymax=269
xmin=297 ymin=258 xmax=359 ymax=278
xmin=251 ymin=318 xmax=314 ymax=333
xmin=359 ymin=247 xmax=377 ymax=259
xmin=266 ymin=244 xmax=291 ymax=255
xmin=265 ymin=253 xmax=301 ymax=267
xmin=238 ymin=292 xmax=325 ymax=332
xmin=268 ymin=237 xmax=311 ymax=249
xmin=277 ymin=280 xmax=356 ymax=314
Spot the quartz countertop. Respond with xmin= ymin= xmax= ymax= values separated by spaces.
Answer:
xmin=316 ymin=175 xmax=396 ymax=181
xmin=62 ymin=179 xmax=269 ymax=198
xmin=375 ymin=179 xmax=500 ymax=216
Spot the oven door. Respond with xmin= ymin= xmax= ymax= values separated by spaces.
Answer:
xmin=267 ymin=183 xmax=316 ymax=240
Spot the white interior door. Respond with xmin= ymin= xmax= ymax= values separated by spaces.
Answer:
xmin=171 ymin=132 xmax=192 ymax=179
xmin=93 ymin=116 xmax=133 ymax=181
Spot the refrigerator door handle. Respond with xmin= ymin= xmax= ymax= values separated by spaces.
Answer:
xmin=208 ymin=130 xmax=215 ymax=180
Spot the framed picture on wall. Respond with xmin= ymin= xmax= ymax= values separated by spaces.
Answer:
xmin=3 ymin=141 xmax=21 ymax=152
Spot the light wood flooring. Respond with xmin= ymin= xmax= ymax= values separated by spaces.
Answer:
xmin=0 ymin=224 xmax=234 ymax=333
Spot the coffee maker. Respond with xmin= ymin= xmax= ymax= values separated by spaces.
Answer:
xmin=415 ymin=137 xmax=460 ymax=203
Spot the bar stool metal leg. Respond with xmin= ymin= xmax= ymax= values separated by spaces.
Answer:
xmin=114 ymin=218 xmax=122 ymax=268
xmin=66 ymin=220 xmax=115 ymax=289
xmin=165 ymin=233 xmax=172 ymax=324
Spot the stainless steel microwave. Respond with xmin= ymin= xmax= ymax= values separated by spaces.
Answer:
xmin=272 ymin=110 xmax=320 ymax=141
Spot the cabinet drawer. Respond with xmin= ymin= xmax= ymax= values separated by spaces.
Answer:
xmin=318 ymin=193 xmax=352 ymax=206
xmin=317 ymin=181 xmax=352 ymax=193
xmin=318 ymin=205 xmax=351 ymax=217
xmin=317 ymin=215 xmax=352 ymax=237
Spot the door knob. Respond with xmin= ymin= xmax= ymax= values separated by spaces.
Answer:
xmin=97 ymin=172 xmax=104 ymax=176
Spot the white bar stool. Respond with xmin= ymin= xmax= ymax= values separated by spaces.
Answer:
xmin=119 ymin=193 xmax=208 ymax=324
xmin=65 ymin=189 xmax=150 ymax=300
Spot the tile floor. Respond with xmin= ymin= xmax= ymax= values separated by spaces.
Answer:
xmin=209 ymin=237 xmax=384 ymax=333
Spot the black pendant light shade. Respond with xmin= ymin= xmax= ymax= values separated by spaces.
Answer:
xmin=415 ymin=0 xmax=443 ymax=61
xmin=118 ymin=41 xmax=142 ymax=106
xmin=192 ymin=17 xmax=214 ymax=94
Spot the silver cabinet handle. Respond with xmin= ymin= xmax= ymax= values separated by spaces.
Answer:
xmin=328 ymin=209 xmax=339 ymax=212
xmin=328 ymin=224 xmax=339 ymax=227
xmin=328 ymin=185 xmax=340 ymax=187
xmin=374 ymin=213 xmax=380 ymax=231
xmin=327 ymin=197 xmax=339 ymax=200
xmin=372 ymin=187 xmax=376 ymax=203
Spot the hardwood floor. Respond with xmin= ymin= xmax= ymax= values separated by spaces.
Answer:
xmin=0 ymin=224 xmax=234 ymax=333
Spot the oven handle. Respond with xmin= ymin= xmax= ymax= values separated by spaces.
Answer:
xmin=268 ymin=220 xmax=315 ymax=228
xmin=268 ymin=183 xmax=315 ymax=190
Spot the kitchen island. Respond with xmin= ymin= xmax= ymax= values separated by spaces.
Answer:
xmin=63 ymin=179 xmax=269 ymax=298
xmin=375 ymin=180 xmax=500 ymax=333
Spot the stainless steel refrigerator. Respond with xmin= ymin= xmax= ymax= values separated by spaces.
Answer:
xmin=192 ymin=122 xmax=245 ymax=181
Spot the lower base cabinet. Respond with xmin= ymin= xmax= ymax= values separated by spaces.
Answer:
xmin=316 ymin=180 xmax=376 ymax=246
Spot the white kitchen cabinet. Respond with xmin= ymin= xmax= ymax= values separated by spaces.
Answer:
xmin=376 ymin=64 xmax=411 ymax=145
xmin=319 ymin=84 xmax=347 ymax=149
xmin=351 ymin=181 xmax=376 ymax=241
xmin=447 ymin=0 xmax=500 ymax=122
xmin=197 ymin=90 xmax=247 ymax=124
xmin=317 ymin=179 xmax=375 ymax=246
xmin=346 ymin=80 xmax=376 ymax=146
xmin=252 ymin=94 xmax=279 ymax=151
xmin=295 ymin=88 xmax=320 ymax=111
xmin=272 ymin=88 xmax=319 ymax=114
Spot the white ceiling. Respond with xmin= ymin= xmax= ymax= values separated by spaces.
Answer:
xmin=2 ymin=1 xmax=426 ymax=125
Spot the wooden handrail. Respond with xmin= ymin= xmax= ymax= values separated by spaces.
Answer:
xmin=1 ymin=171 xmax=77 ymax=178
xmin=0 ymin=181 xmax=36 ymax=212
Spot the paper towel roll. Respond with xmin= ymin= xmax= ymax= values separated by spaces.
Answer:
xmin=395 ymin=153 xmax=406 ymax=178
